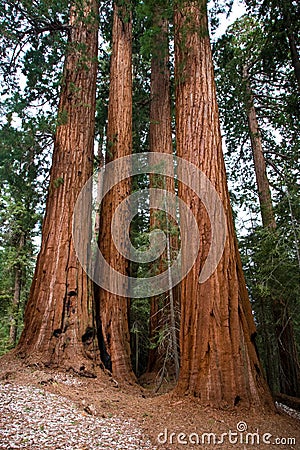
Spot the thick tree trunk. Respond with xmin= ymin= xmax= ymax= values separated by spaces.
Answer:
xmin=174 ymin=1 xmax=273 ymax=409
xmin=148 ymin=13 xmax=180 ymax=378
xmin=243 ymin=67 xmax=300 ymax=397
xmin=16 ymin=0 xmax=100 ymax=375
xmin=97 ymin=0 xmax=135 ymax=381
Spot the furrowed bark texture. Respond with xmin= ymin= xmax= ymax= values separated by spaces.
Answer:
xmin=174 ymin=0 xmax=273 ymax=409
xmin=16 ymin=0 xmax=99 ymax=375
xmin=97 ymin=1 xmax=135 ymax=381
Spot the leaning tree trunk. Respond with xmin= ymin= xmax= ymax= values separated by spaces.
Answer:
xmin=97 ymin=0 xmax=135 ymax=381
xmin=243 ymin=67 xmax=300 ymax=397
xmin=148 ymin=11 xmax=180 ymax=379
xmin=16 ymin=0 xmax=100 ymax=375
xmin=174 ymin=0 xmax=273 ymax=409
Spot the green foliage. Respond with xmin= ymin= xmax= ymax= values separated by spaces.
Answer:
xmin=214 ymin=11 xmax=300 ymax=388
xmin=52 ymin=177 xmax=64 ymax=189
xmin=0 ymin=250 xmax=13 ymax=355
xmin=130 ymin=297 xmax=150 ymax=375
xmin=240 ymin=220 xmax=300 ymax=378
xmin=56 ymin=108 xmax=68 ymax=126
xmin=214 ymin=14 xmax=299 ymax=217
xmin=0 ymin=114 xmax=50 ymax=352
xmin=0 ymin=244 xmax=34 ymax=355
xmin=208 ymin=0 xmax=235 ymax=34
xmin=244 ymin=0 xmax=300 ymax=79
xmin=137 ymin=0 xmax=172 ymax=60
xmin=0 ymin=0 xmax=67 ymax=353
xmin=0 ymin=0 xmax=68 ymax=110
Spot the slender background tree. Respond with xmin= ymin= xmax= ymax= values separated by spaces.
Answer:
xmin=214 ymin=15 xmax=300 ymax=396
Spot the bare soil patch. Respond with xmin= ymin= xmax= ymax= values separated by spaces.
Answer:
xmin=0 ymin=353 xmax=299 ymax=449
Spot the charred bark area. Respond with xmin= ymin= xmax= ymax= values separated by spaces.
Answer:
xmin=174 ymin=1 xmax=273 ymax=409
xmin=97 ymin=1 xmax=135 ymax=382
xmin=94 ymin=284 xmax=112 ymax=372
xmin=16 ymin=0 xmax=100 ymax=375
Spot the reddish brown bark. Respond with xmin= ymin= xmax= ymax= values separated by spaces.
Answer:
xmin=16 ymin=0 xmax=99 ymax=375
xmin=243 ymin=66 xmax=276 ymax=230
xmin=148 ymin=12 xmax=180 ymax=378
xmin=174 ymin=1 xmax=273 ymax=408
xmin=97 ymin=0 xmax=135 ymax=381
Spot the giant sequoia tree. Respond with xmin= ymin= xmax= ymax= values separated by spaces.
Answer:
xmin=147 ymin=4 xmax=180 ymax=378
xmin=2 ymin=0 xmax=289 ymax=410
xmin=16 ymin=0 xmax=100 ymax=374
xmin=97 ymin=0 xmax=135 ymax=381
xmin=174 ymin=0 xmax=273 ymax=408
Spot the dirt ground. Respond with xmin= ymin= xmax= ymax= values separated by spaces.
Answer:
xmin=0 ymin=353 xmax=299 ymax=450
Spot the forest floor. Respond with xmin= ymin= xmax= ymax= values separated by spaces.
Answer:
xmin=0 ymin=354 xmax=299 ymax=450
